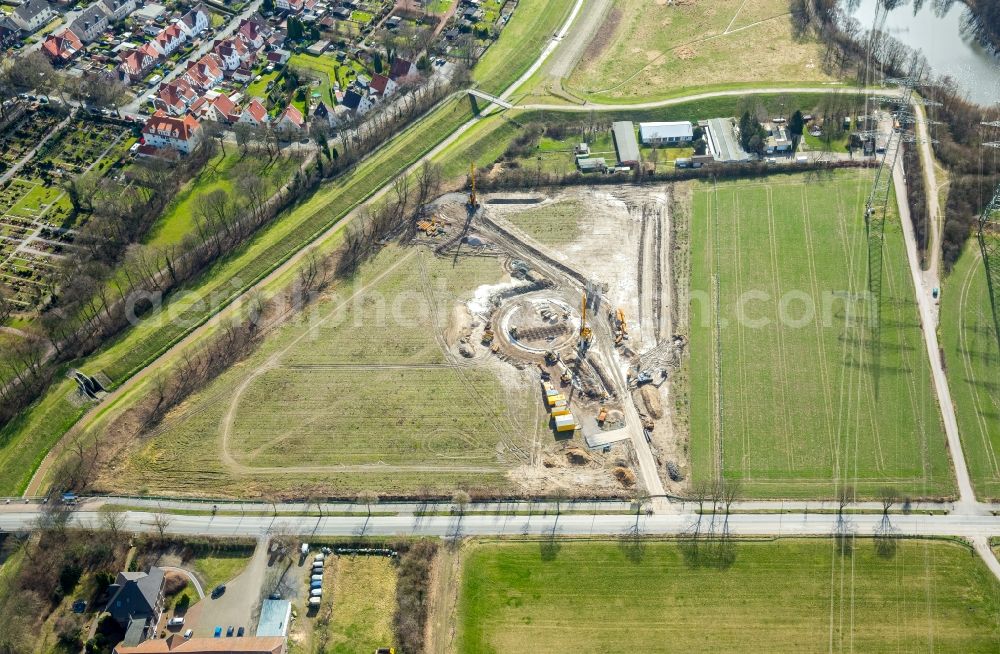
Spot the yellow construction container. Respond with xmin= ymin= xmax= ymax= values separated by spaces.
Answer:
xmin=545 ymin=388 xmax=560 ymax=397
xmin=554 ymin=413 xmax=577 ymax=432
xmin=547 ymin=393 xmax=565 ymax=406
xmin=551 ymin=406 xmax=571 ymax=417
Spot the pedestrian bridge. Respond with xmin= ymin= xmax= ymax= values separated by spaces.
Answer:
xmin=468 ymin=89 xmax=513 ymax=110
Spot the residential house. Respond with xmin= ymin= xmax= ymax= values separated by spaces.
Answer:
xmin=106 ymin=568 xmax=166 ymax=647
xmin=41 ymin=29 xmax=83 ymax=63
xmin=266 ymin=48 xmax=290 ymax=66
xmin=153 ymin=78 xmax=197 ymax=115
xmin=117 ymin=46 xmax=157 ymax=83
xmin=276 ymin=0 xmax=304 ymax=12
xmin=100 ymin=0 xmax=138 ymax=22
xmin=184 ymin=54 xmax=225 ymax=91
xmin=369 ymin=73 xmax=396 ymax=100
xmin=312 ymin=100 xmax=348 ymax=127
xmin=113 ymin=635 xmax=287 ymax=654
xmin=340 ymin=89 xmax=372 ymax=116
xmin=151 ymin=24 xmax=187 ymax=57
xmin=239 ymin=97 xmax=269 ymax=127
xmin=213 ymin=37 xmax=252 ymax=71
xmin=638 ymin=121 xmax=694 ymax=146
xmin=331 ymin=6 xmax=350 ymax=20
xmin=69 ymin=4 xmax=110 ymax=43
xmin=177 ymin=4 xmax=210 ymax=38
xmin=236 ymin=17 xmax=269 ymax=50
xmin=277 ymin=104 xmax=304 ymax=131
xmin=10 ymin=0 xmax=56 ymax=34
xmin=232 ymin=66 xmax=253 ymax=83
xmin=206 ymin=93 xmax=240 ymax=123
xmin=388 ymin=57 xmax=417 ymax=83
xmin=764 ymin=121 xmax=792 ymax=154
xmin=142 ymin=110 xmax=203 ymax=155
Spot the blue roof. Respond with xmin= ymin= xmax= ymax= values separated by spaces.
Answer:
xmin=256 ymin=599 xmax=291 ymax=637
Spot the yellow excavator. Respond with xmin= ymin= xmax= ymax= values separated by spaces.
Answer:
xmin=579 ymin=291 xmax=592 ymax=349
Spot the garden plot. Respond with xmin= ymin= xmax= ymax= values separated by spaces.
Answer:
xmin=97 ymin=245 xmax=541 ymax=498
xmin=686 ymin=171 xmax=951 ymax=499
xmin=0 ymin=120 xmax=130 ymax=312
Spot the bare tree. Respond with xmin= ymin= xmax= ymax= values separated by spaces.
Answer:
xmin=152 ymin=511 xmax=172 ymax=539
xmin=357 ymin=490 xmax=379 ymax=518
xmin=101 ymin=508 xmax=127 ymax=542
xmin=451 ymin=490 xmax=470 ymax=515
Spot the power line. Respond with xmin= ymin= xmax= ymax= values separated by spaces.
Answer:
xmin=976 ymin=185 xmax=1000 ymax=356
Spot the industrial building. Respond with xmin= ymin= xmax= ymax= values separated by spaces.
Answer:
xmin=702 ymin=118 xmax=753 ymax=163
xmin=639 ymin=121 xmax=694 ymax=145
xmin=611 ymin=121 xmax=640 ymax=167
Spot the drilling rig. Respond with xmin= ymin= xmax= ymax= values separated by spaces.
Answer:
xmin=578 ymin=291 xmax=592 ymax=353
xmin=468 ymin=162 xmax=480 ymax=210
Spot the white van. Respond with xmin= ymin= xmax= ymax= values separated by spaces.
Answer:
xmin=310 ymin=588 xmax=322 ymax=597
xmin=311 ymin=574 xmax=323 ymax=582
xmin=308 ymin=597 xmax=321 ymax=607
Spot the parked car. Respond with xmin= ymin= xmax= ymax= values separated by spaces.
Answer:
xmin=214 ymin=627 xmax=222 ymax=638
xmin=183 ymin=630 xmax=193 ymax=639
xmin=310 ymin=588 xmax=322 ymax=597
xmin=311 ymin=574 xmax=323 ymax=582
xmin=226 ymin=626 xmax=234 ymax=637
xmin=237 ymin=627 xmax=245 ymax=637
xmin=211 ymin=585 xmax=226 ymax=598
xmin=310 ymin=580 xmax=323 ymax=589
xmin=168 ymin=617 xmax=185 ymax=627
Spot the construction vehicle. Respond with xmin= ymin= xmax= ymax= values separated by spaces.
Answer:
xmin=597 ymin=406 xmax=608 ymax=424
xmin=610 ymin=308 xmax=628 ymax=345
xmin=468 ymin=162 xmax=480 ymax=209
xmin=579 ymin=291 xmax=592 ymax=350
xmin=481 ymin=328 xmax=494 ymax=345
xmin=544 ymin=350 xmax=559 ymax=365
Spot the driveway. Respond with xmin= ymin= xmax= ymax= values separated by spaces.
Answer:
xmin=190 ymin=537 xmax=269 ymax=637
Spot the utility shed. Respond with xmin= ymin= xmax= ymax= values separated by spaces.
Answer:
xmin=612 ymin=121 xmax=640 ymax=167
xmin=577 ymin=156 xmax=606 ymax=173
xmin=554 ymin=414 xmax=577 ymax=432
xmin=639 ymin=121 xmax=694 ymax=145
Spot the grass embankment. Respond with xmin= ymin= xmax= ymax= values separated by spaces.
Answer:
xmin=558 ymin=0 xmax=836 ymax=105
xmin=473 ymin=0 xmax=575 ymax=95
xmin=147 ymin=151 xmax=300 ymax=247
xmin=192 ymin=550 xmax=253 ymax=590
xmin=940 ymin=240 xmax=1000 ymax=501
xmin=687 ymin=172 xmax=951 ymax=499
xmin=458 ymin=539 xmax=1000 ymax=652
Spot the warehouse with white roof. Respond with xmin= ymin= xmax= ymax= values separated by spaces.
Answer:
xmin=639 ymin=121 xmax=694 ymax=145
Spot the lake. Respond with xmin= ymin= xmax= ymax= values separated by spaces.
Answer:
xmin=840 ymin=0 xmax=1000 ymax=105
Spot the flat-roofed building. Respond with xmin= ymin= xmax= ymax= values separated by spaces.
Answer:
xmin=639 ymin=121 xmax=694 ymax=145
xmin=611 ymin=120 xmax=640 ymax=167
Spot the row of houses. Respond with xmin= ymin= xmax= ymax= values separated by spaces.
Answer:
xmin=115 ymin=5 xmax=212 ymax=83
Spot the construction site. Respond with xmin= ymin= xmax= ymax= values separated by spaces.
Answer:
xmin=414 ymin=171 xmax=688 ymax=495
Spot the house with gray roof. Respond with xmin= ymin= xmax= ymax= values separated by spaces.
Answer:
xmin=70 ymin=4 xmax=111 ymax=43
xmin=10 ymin=0 xmax=56 ymax=34
xmin=106 ymin=567 xmax=166 ymax=646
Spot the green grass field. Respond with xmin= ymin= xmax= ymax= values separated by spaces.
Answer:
xmin=687 ymin=172 xmax=951 ymax=499
xmin=458 ymin=538 xmax=1000 ymax=653
xmin=315 ymin=556 xmax=397 ymax=654
xmin=94 ymin=245 xmax=537 ymax=498
xmin=147 ymin=152 xmax=300 ymax=248
xmin=941 ymin=240 xmax=1000 ymax=500
xmin=191 ymin=549 xmax=254 ymax=591
xmin=507 ymin=199 xmax=586 ymax=246
xmin=561 ymin=0 xmax=836 ymax=104
xmin=473 ymin=0 xmax=575 ymax=95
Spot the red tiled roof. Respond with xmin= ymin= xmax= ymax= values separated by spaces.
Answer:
xmin=42 ymin=29 xmax=83 ymax=61
xmin=114 ymin=636 xmax=285 ymax=654
xmin=389 ymin=58 xmax=415 ymax=81
xmin=243 ymin=98 xmax=267 ymax=123
xmin=143 ymin=109 xmax=201 ymax=142
xmin=279 ymin=104 xmax=303 ymax=127
xmin=369 ymin=73 xmax=391 ymax=95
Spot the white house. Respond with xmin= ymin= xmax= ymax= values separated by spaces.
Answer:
xmin=10 ymin=0 xmax=56 ymax=34
xmin=638 ymin=121 xmax=694 ymax=146
xmin=142 ymin=110 xmax=203 ymax=154
xmin=177 ymin=5 xmax=210 ymax=38
xmin=239 ymin=98 xmax=269 ymax=127
xmin=69 ymin=4 xmax=110 ymax=43
xmin=100 ymin=0 xmax=139 ymax=22
xmin=369 ymin=74 xmax=397 ymax=100
xmin=150 ymin=23 xmax=187 ymax=57
xmin=340 ymin=89 xmax=373 ymax=116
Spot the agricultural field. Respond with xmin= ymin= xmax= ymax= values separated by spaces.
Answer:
xmin=457 ymin=538 xmax=1000 ymax=652
xmin=560 ymin=0 xmax=835 ymax=104
xmin=94 ymin=245 xmax=538 ymax=498
xmin=312 ymin=556 xmax=398 ymax=654
xmin=940 ymin=240 xmax=1000 ymax=501
xmin=686 ymin=171 xmax=952 ymax=499
xmin=506 ymin=199 xmax=586 ymax=246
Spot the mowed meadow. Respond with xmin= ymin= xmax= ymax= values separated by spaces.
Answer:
xmin=941 ymin=240 xmax=1000 ymax=500
xmin=686 ymin=171 xmax=951 ymax=498
xmin=95 ymin=245 xmax=538 ymax=498
xmin=457 ymin=539 xmax=1000 ymax=653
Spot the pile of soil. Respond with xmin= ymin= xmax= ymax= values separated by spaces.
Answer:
xmin=613 ymin=466 xmax=636 ymax=488
xmin=566 ymin=448 xmax=592 ymax=465
xmin=641 ymin=386 xmax=663 ymax=419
